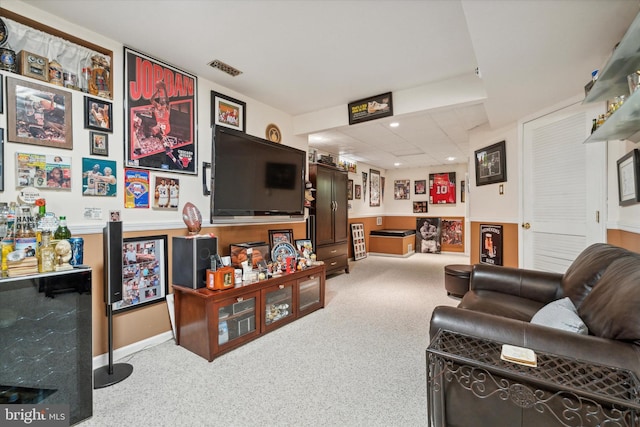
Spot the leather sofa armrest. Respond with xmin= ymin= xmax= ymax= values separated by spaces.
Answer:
xmin=471 ymin=264 xmax=564 ymax=303
xmin=429 ymin=306 xmax=640 ymax=375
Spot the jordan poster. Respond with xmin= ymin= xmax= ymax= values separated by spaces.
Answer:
xmin=124 ymin=47 xmax=197 ymax=174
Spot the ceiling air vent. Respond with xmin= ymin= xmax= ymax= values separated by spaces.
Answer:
xmin=208 ymin=59 xmax=242 ymax=77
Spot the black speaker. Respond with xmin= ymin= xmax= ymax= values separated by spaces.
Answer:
xmin=172 ymin=236 xmax=217 ymax=289
xmin=103 ymin=221 xmax=123 ymax=304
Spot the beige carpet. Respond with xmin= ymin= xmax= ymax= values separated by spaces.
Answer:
xmin=81 ymin=252 xmax=467 ymax=426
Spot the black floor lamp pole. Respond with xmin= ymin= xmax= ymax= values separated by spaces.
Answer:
xmin=93 ymin=304 xmax=133 ymax=389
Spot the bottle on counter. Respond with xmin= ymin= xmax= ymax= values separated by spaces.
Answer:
xmin=39 ymin=231 xmax=55 ymax=273
xmin=54 ymin=216 xmax=71 ymax=240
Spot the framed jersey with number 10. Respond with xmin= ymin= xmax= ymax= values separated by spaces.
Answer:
xmin=429 ymin=172 xmax=456 ymax=204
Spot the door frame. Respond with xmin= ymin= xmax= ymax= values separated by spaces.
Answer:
xmin=518 ymin=96 xmax=607 ymax=269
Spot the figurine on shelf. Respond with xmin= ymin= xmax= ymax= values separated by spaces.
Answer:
xmin=88 ymin=55 xmax=111 ymax=98
xmin=54 ymin=239 xmax=73 ymax=271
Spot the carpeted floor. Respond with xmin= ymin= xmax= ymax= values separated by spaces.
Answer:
xmin=80 ymin=252 xmax=467 ymax=426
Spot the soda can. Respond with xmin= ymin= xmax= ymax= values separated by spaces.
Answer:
xmin=69 ymin=237 xmax=84 ymax=266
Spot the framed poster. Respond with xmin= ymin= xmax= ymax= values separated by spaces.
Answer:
xmin=348 ymin=92 xmax=393 ymax=125
xmin=7 ymin=77 xmax=73 ymax=149
xmin=354 ymin=184 xmax=361 ymax=199
xmin=124 ymin=47 xmax=197 ymax=174
xmin=81 ymin=158 xmax=117 ymax=196
xmin=153 ymin=175 xmax=180 ymax=210
xmin=347 ymin=179 xmax=353 ymax=200
xmin=369 ymin=169 xmax=381 ymax=207
xmin=90 ymin=131 xmax=109 ymax=156
xmin=480 ymin=224 xmax=503 ymax=266
xmin=416 ymin=218 xmax=441 ymax=254
xmin=414 ymin=179 xmax=426 ymax=195
xmin=429 ymin=172 xmax=456 ymax=204
xmin=362 ymin=171 xmax=368 ymax=201
xmin=84 ymin=96 xmax=113 ymax=132
xmin=16 ymin=152 xmax=71 ymax=190
xmin=268 ymin=229 xmax=293 ymax=247
xmin=124 ymin=168 xmax=150 ymax=208
xmin=211 ymin=91 xmax=246 ymax=132
xmin=475 ymin=140 xmax=506 ymax=186
xmin=114 ymin=234 xmax=168 ymax=313
xmin=394 ymin=179 xmax=410 ymax=200
xmin=413 ymin=201 xmax=428 ymax=213
xmin=617 ymin=148 xmax=640 ymax=206
xmin=441 ymin=219 xmax=464 ymax=252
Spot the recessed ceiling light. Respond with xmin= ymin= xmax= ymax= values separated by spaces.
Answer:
xmin=446 ymin=156 xmax=456 ymax=161
xmin=394 ymin=162 xmax=401 ymax=167
xmin=389 ymin=122 xmax=399 ymax=128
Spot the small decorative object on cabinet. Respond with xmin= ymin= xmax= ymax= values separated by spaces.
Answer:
xmin=173 ymin=264 xmax=325 ymax=361
xmin=309 ymin=163 xmax=349 ymax=275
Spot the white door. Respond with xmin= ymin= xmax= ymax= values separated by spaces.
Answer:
xmin=521 ymin=102 xmax=606 ymax=272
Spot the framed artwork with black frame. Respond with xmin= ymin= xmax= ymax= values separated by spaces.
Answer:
xmin=90 ymin=131 xmax=109 ymax=156
xmin=124 ymin=47 xmax=198 ymax=175
xmin=84 ymin=96 xmax=113 ymax=132
xmin=269 ymin=229 xmax=293 ymax=248
xmin=475 ymin=140 xmax=506 ymax=186
xmin=211 ymin=91 xmax=246 ymax=132
xmin=0 ymin=76 xmax=4 ymax=114
xmin=369 ymin=169 xmax=381 ymax=207
xmin=7 ymin=77 xmax=73 ymax=149
xmin=617 ymin=148 xmax=640 ymax=206
xmin=347 ymin=179 xmax=353 ymax=200
xmin=114 ymin=234 xmax=168 ymax=313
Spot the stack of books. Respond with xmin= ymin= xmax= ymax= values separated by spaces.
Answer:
xmin=7 ymin=257 xmax=39 ymax=277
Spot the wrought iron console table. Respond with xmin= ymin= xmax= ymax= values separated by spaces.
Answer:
xmin=427 ymin=330 xmax=640 ymax=427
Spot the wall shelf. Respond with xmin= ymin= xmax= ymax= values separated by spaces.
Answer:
xmin=584 ymin=12 xmax=640 ymax=143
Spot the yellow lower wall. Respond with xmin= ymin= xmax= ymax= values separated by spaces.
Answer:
xmin=85 ymin=217 xmax=640 ymax=356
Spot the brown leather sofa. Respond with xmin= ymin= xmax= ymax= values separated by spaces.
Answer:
xmin=429 ymin=243 xmax=640 ymax=427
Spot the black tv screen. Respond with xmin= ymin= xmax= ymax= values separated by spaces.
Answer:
xmin=211 ymin=126 xmax=305 ymax=219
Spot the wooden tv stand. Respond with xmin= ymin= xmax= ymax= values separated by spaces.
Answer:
xmin=173 ymin=264 xmax=326 ymax=361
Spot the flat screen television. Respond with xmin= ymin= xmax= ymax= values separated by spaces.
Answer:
xmin=211 ymin=126 xmax=305 ymax=221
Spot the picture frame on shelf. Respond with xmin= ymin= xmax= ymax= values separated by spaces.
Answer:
xmin=211 ymin=91 xmax=246 ymax=132
xmin=617 ymin=148 xmax=640 ymax=206
xmin=475 ymin=140 xmax=506 ymax=186
xmin=294 ymin=239 xmax=313 ymax=256
xmin=269 ymin=229 xmax=293 ymax=248
xmin=124 ymin=47 xmax=197 ymax=175
xmin=84 ymin=96 xmax=113 ymax=132
xmin=114 ymin=234 xmax=169 ymax=313
xmin=90 ymin=131 xmax=108 ymax=156
xmin=7 ymin=77 xmax=73 ymax=149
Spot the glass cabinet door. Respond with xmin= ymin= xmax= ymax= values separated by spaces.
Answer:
xmin=263 ymin=283 xmax=294 ymax=329
xmin=298 ymin=275 xmax=321 ymax=313
xmin=217 ymin=294 xmax=257 ymax=346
